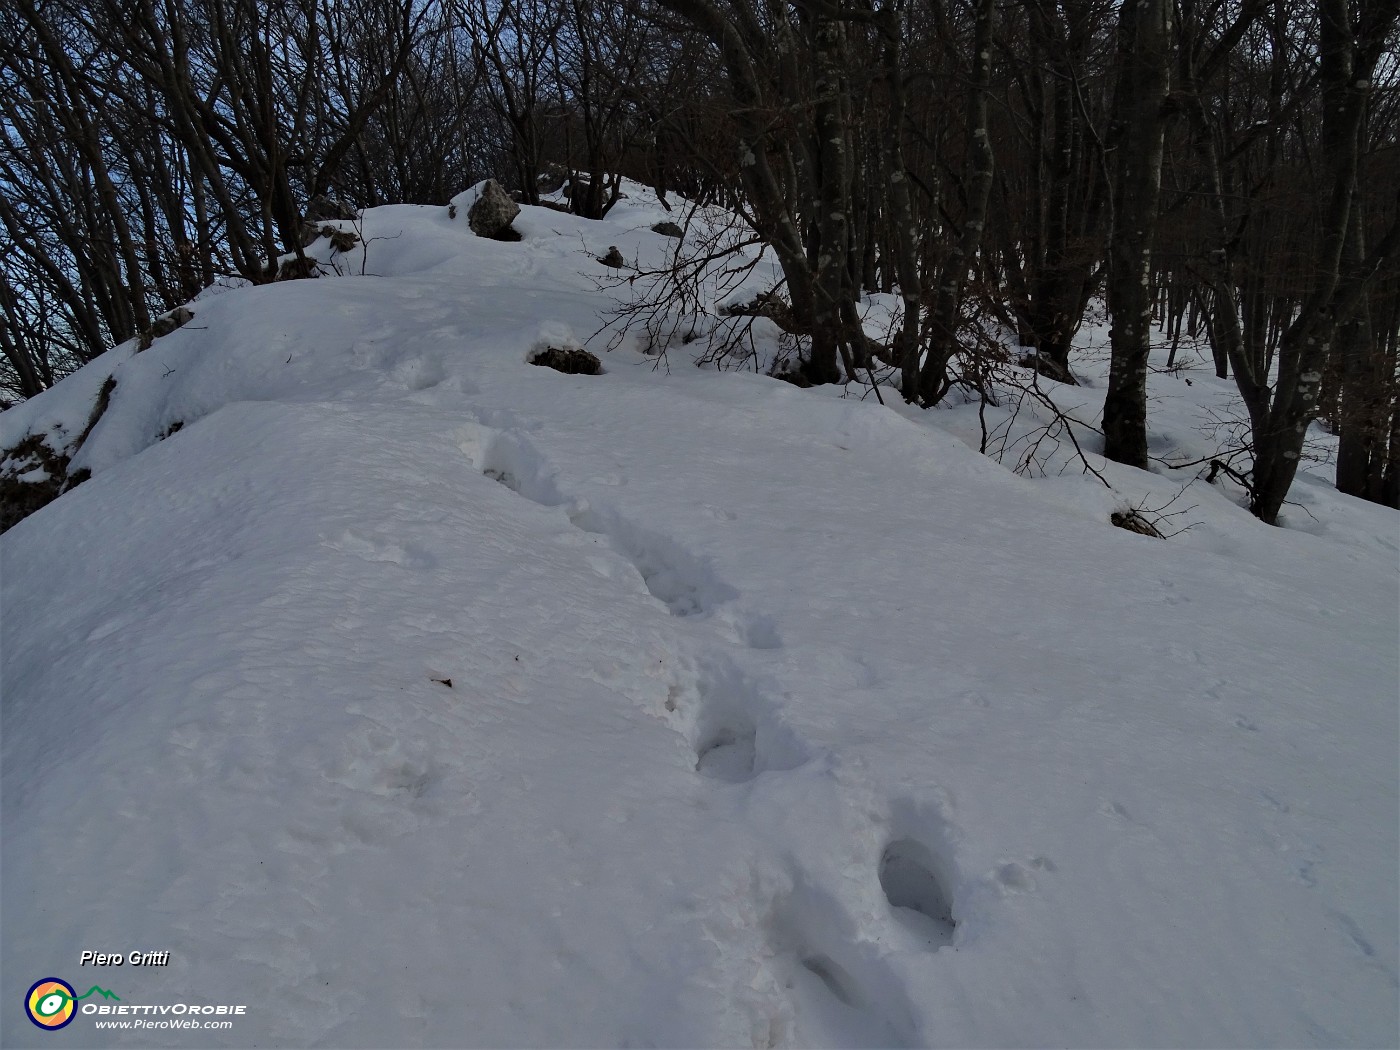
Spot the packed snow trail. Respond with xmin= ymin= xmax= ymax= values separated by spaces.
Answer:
xmin=3 ymin=187 xmax=1396 ymax=1047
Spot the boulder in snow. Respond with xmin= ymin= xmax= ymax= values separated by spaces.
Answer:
xmin=468 ymin=180 xmax=522 ymax=241
xmin=304 ymin=194 xmax=356 ymax=223
xmin=529 ymin=346 xmax=601 ymax=375
xmin=1111 ymin=508 xmax=1164 ymax=538
xmin=536 ymin=165 xmax=567 ymax=196
xmin=300 ymin=222 xmax=361 ymax=251
xmin=0 ymin=435 xmax=70 ymax=534
xmin=0 ymin=373 xmax=110 ymax=532
xmin=138 ymin=306 xmax=195 ymax=351
xmin=272 ymin=255 xmax=320 ymax=282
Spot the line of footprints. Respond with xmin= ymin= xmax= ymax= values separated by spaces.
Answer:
xmin=466 ymin=423 xmax=962 ymax=1040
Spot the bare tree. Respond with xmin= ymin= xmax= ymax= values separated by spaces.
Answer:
xmin=1101 ymin=0 xmax=1173 ymax=467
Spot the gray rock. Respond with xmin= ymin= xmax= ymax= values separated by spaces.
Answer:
xmin=536 ymin=165 xmax=567 ymax=195
xmin=305 ymin=194 xmax=355 ymax=222
xmin=325 ymin=227 xmax=360 ymax=253
xmin=598 ymin=246 xmax=626 ymax=268
xmin=272 ymin=255 xmax=319 ymax=282
xmin=139 ymin=306 xmax=196 ymax=350
xmin=530 ymin=346 xmax=602 ymax=375
xmin=300 ymin=223 xmax=360 ymax=251
xmin=468 ymin=180 xmax=521 ymax=240
xmin=651 ymin=221 xmax=685 ymax=239
xmin=1110 ymin=509 xmax=1163 ymax=538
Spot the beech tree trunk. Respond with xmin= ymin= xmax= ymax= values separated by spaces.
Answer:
xmin=1249 ymin=0 xmax=1384 ymax=524
xmin=1101 ymin=0 xmax=1172 ymax=468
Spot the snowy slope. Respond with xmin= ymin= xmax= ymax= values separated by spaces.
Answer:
xmin=3 ymin=186 xmax=1397 ymax=1048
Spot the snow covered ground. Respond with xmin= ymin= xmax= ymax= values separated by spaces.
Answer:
xmin=3 ymin=185 xmax=1397 ymax=1048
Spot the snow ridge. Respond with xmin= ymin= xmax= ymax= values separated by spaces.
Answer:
xmin=2 ymin=184 xmax=1396 ymax=1048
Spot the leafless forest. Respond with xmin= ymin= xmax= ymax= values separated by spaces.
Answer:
xmin=2 ymin=0 xmax=1396 ymax=521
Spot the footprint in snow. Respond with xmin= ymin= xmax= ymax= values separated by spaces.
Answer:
xmin=879 ymin=838 xmax=957 ymax=948
xmin=567 ymin=504 xmax=738 ymax=618
xmin=391 ymin=355 xmax=447 ymax=391
xmin=473 ymin=429 xmax=741 ymax=619
xmin=717 ymin=609 xmax=783 ymax=650
xmin=695 ymin=723 xmax=758 ymax=782
xmin=325 ymin=529 xmax=435 ymax=570
xmin=683 ymin=659 xmax=807 ymax=783
xmin=767 ymin=881 xmax=918 ymax=1047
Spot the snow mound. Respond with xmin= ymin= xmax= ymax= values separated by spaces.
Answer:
xmin=3 ymin=183 xmax=1396 ymax=1048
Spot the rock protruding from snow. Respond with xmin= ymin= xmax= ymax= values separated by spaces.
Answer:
xmin=0 ymin=373 xmax=113 ymax=531
xmin=301 ymin=222 xmax=361 ymax=251
xmin=652 ymin=221 xmax=685 ymax=239
xmin=468 ymin=180 xmax=522 ymax=241
xmin=1111 ymin=508 xmax=1163 ymax=538
xmin=1 ymin=435 xmax=71 ymax=533
xmin=536 ymin=165 xmax=567 ymax=196
xmin=529 ymin=346 xmax=601 ymax=376
xmin=305 ymin=194 xmax=356 ymax=223
xmin=139 ymin=307 xmax=195 ymax=351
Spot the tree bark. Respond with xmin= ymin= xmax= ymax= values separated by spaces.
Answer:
xmin=1249 ymin=0 xmax=1385 ymax=523
xmin=1101 ymin=0 xmax=1172 ymax=468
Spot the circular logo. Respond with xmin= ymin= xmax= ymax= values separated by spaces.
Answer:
xmin=25 ymin=978 xmax=77 ymax=1030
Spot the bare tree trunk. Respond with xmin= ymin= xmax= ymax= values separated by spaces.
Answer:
xmin=810 ymin=10 xmax=854 ymax=382
xmin=1249 ymin=0 xmax=1393 ymax=524
xmin=1102 ymin=0 xmax=1172 ymax=468
xmin=877 ymin=1 xmax=923 ymax=400
xmin=649 ymin=0 xmax=863 ymax=385
xmin=1333 ymin=198 xmax=1382 ymax=500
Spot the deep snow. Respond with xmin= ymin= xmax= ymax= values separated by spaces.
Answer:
xmin=2 ymin=185 xmax=1397 ymax=1048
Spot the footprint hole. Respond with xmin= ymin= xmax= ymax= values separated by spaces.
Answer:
xmin=694 ymin=723 xmax=757 ymax=782
xmin=483 ymin=467 xmax=519 ymax=491
xmin=800 ymin=955 xmax=859 ymax=1007
xmin=879 ymin=838 xmax=957 ymax=946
